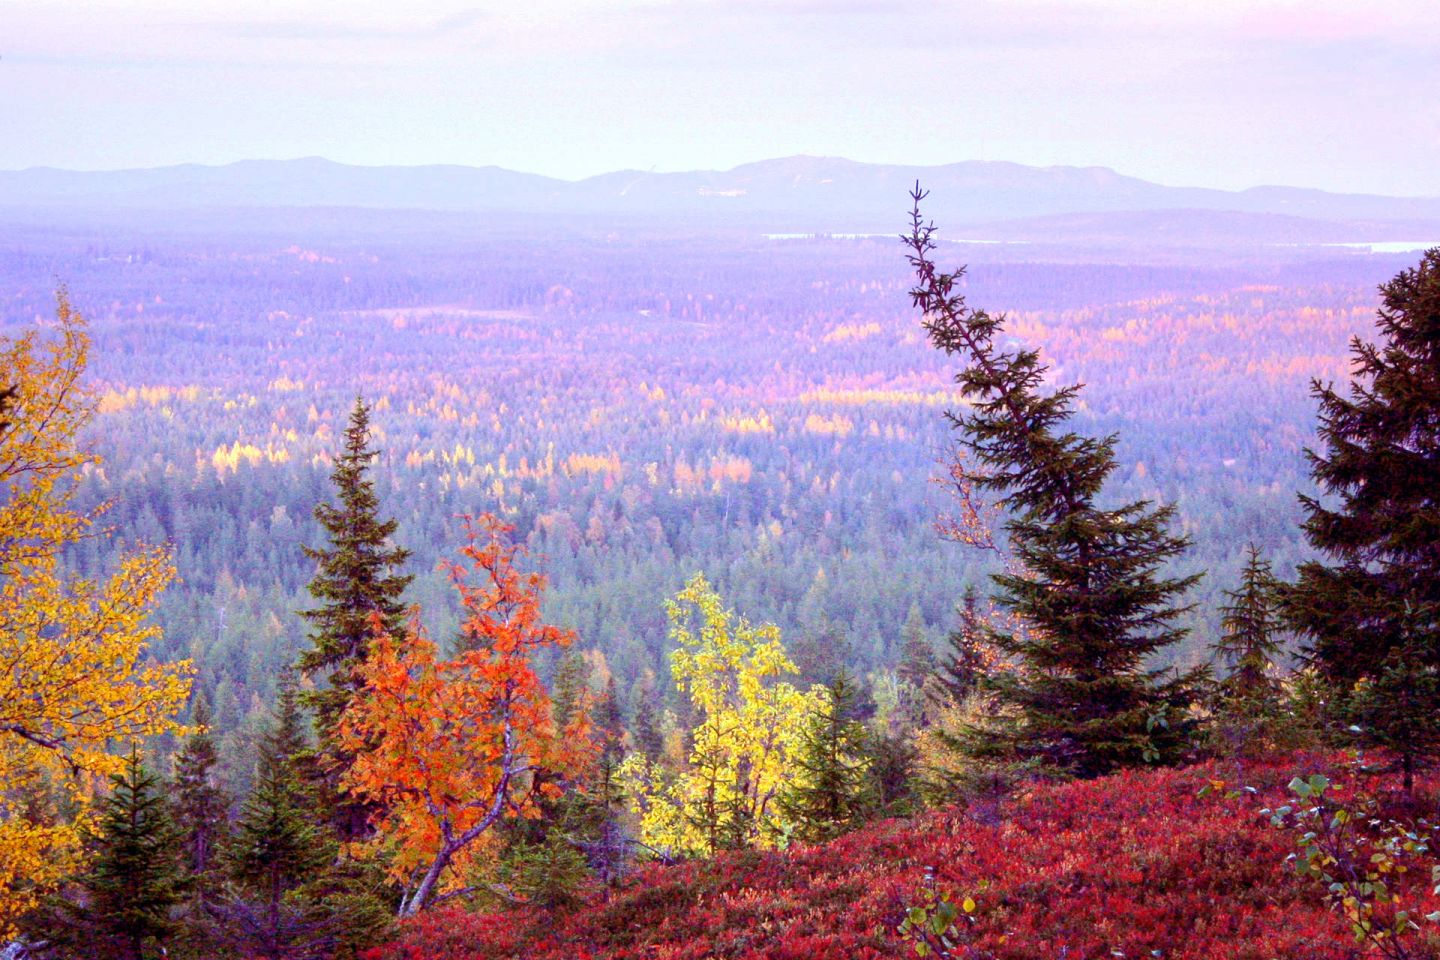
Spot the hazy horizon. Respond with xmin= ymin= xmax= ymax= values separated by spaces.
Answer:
xmin=6 ymin=0 xmax=1438 ymax=197
xmin=6 ymin=152 xmax=1440 ymax=202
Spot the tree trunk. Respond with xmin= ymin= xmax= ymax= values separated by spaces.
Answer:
xmin=400 ymin=845 xmax=454 ymax=918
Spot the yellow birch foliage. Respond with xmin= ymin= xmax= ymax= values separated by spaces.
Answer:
xmin=0 ymin=293 xmax=191 ymax=932
xmin=619 ymin=573 xmax=820 ymax=856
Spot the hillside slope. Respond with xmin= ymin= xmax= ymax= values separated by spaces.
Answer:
xmin=367 ymin=754 xmax=1440 ymax=960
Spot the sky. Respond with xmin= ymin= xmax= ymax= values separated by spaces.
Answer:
xmin=5 ymin=0 xmax=1438 ymax=196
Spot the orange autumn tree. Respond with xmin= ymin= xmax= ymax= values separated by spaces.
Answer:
xmin=338 ymin=514 xmax=594 ymax=917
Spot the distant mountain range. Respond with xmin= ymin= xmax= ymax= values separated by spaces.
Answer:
xmin=2 ymin=155 xmax=1437 ymax=239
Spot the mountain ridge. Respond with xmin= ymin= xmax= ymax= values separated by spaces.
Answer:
xmin=2 ymin=155 xmax=1437 ymax=232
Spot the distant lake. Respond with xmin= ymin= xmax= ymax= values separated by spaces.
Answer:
xmin=1327 ymin=241 xmax=1440 ymax=253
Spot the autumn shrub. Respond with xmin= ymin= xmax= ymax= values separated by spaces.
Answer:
xmin=893 ymin=866 xmax=984 ymax=958
xmin=366 ymin=753 xmax=1440 ymax=960
xmin=1202 ymin=755 xmax=1440 ymax=960
xmin=1274 ymin=774 xmax=1439 ymax=959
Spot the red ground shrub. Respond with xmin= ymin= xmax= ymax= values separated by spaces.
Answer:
xmin=365 ymin=753 xmax=1440 ymax=960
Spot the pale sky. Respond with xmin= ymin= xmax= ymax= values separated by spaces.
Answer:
xmin=5 ymin=0 xmax=1438 ymax=195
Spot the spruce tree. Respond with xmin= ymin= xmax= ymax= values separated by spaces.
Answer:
xmin=683 ymin=731 xmax=742 ymax=854
xmin=1284 ymin=249 xmax=1440 ymax=792
xmin=777 ymin=670 xmax=871 ymax=843
xmin=173 ymin=693 xmax=230 ymax=888
xmin=1214 ymin=545 xmax=1286 ymax=711
xmin=212 ymin=682 xmax=350 ymax=960
xmin=1340 ymin=641 xmax=1440 ymax=794
xmin=582 ymin=748 xmax=631 ymax=884
xmin=172 ymin=693 xmax=231 ymax=956
xmin=631 ymin=685 xmax=665 ymax=763
xmin=297 ymin=397 xmax=411 ymax=837
xmin=596 ymin=676 xmax=626 ymax=758
xmin=790 ymin=622 xmax=851 ymax=686
xmin=863 ymin=728 xmax=919 ymax=819
xmin=550 ymin=650 xmax=589 ymax=732
xmin=229 ymin=683 xmax=329 ymax=886
xmin=896 ymin=603 xmax=936 ymax=691
xmin=505 ymin=750 xmax=629 ymax=901
xmin=52 ymin=748 xmax=189 ymax=960
xmin=905 ymin=189 xmax=1204 ymax=778
xmin=930 ymin=586 xmax=989 ymax=710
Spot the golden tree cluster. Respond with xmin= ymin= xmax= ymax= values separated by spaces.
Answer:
xmin=0 ymin=293 xmax=191 ymax=931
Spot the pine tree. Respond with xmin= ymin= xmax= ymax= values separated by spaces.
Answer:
xmin=47 ymin=748 xmax=189 ymax=960
xmin=777 ymin=670 xmax=871 ymax=843
xmin=297 ymin=397 xmax=411 ymax=838
xmin=905 ymin=189 xmax=1204 ymax=778
xmin=174 ymin=693 xmax=230 ymax=888
xmin=1284 ymin=249 xmax=1440 ymax=792
xmin=212 ymin=682 xmax=345 ymax=960
xmin=1214 ymin=545 xmax=1286 ymax=711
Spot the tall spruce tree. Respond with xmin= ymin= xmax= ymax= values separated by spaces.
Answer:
xmin=298 ymin=397 xmax=411 ymax=838
xmin=905 ymin=189 xmax=1204 ymax=778
xmin=1214 ymin=545 xmax=1286 ymax=711
xmin=777 ymin=669 xmax=871 ymax=842
xmin=45 ymin=748 xmax=189 ymax=960
xmin=1284 ymin=249 xmax=1440 ymax=792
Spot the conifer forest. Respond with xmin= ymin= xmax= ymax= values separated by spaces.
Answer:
xmin=4 ymin=5 xmax=1440 ymax=954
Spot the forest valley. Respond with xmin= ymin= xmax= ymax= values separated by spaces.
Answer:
xmin=1 ymin=192 xmax=1439 ymax=960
